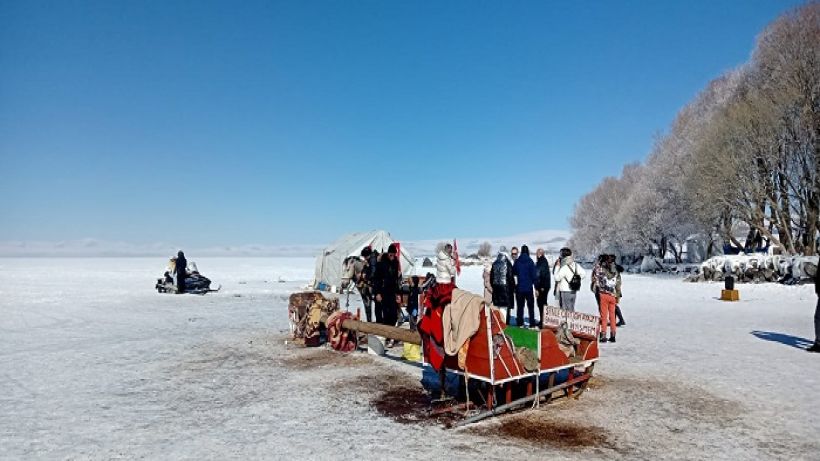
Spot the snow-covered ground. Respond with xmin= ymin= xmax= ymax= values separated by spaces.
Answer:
xmin=1 ymin=257 xmax=818 ymax=459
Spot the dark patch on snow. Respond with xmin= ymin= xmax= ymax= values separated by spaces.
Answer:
xmin=583 ymin=374 xmax=609 ymax=391
xmin=371 ymin=385 xmax=438 ymax=424
xmin=471 ymin=413 xmax=614 ymax=449
xmin=340 ymin=370 xmax=462 ymax=426
xmin=280 ymin=348 xmax=371 ymax=370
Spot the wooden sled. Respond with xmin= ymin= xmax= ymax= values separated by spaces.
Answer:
xmin=286 ymin=289 xmax=601 ymax=426
xmin=425 ymin=304 xmax=600 ymax=426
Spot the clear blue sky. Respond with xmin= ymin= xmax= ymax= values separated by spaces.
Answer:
xmin=0 ymin=0 xmax=805 ymax=246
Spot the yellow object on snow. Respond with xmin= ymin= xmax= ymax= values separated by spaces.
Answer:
xmin=721 ymin=289 xmax=740 ymax=301
xmin=402 ymin=342 xmax=421 ymax=362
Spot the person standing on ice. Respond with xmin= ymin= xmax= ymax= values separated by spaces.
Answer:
xmin=353 ymin=247 xmax=373 ymax=322
xmin=175 ymin=250 xmax=188 ymax=294
xmin=490 ymin=250 xmax=515 ymax=320
xmin=372 ymin=244 xmax=401 ymax=329
xmin=482 ymin=258 xmax=493 ymax=304
xmin=596 ymin=256 xmax=621 ymax=343
xmin=591 ymin=254 xmax=626 ymax=326
xmin=809 ymin=263 xmax=820 ymax=352
xmin=436 ymin=243 xmax=457 ymax=286
xmin=590 ymin=254 xmax=604 ymax=302
xmin=356 ymin=247 xmax=374 ymax=322
xmin=513 ymin=245 xmax=538 ymax=328
xmin=612 ymin=254 xmax=626 ymax=326
xmin=407 ymin=276 xmax=421 ymax=330
xmin=509 ymin=246 xmax=520 ymax=322
xmin=534 ymin=248 xmax=552 ymax=323
xmin=553 ymin=247 xmax=585 ymax=311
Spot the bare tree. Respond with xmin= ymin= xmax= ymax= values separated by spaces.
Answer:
xmin=477 ymin=241 xmax=492 ymax=257
xmin=572 ymin=3 xmax=820 ymax=258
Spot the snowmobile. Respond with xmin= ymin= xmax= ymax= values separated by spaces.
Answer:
xmin=155 ymin=262 xmax=220 ymax=295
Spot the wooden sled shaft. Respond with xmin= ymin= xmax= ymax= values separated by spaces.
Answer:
xmin=320 ymin=315 xmax=422 ymax=345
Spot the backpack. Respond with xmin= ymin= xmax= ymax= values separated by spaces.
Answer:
xmin=567 ymin=264 xmax=582 ymax=292
xmin=491 ymin=259 xmax=508 ymax=286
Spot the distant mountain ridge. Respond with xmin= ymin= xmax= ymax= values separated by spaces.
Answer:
xmin=401 ymin=229 xmax=570 ymax=257
xmin=0 ymin=229 xmax=569 ymax=257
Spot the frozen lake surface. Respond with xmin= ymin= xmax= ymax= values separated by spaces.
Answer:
xmin=1 ymin=257 xmax=818 ymax=459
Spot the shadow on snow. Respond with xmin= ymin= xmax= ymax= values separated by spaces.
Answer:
xmin=750 ymin=330 xmax=813 ymax=350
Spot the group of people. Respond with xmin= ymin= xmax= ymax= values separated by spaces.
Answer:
xmin=483 ymin=246 xmax=590 ymax=327
xmin=349 ymin=244 xmax=404 ymax=328
xmin=485 ymin=245 xmax=548 ymax=328
xmin=347 ymin=241 xmax=631 ymax=345
xmin=482 ymin=246 xmax=626 ymax=342
xmin=344 ymin=243 xmax=456 ymax=345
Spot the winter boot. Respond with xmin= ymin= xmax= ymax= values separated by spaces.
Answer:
xmin=608 ymin=335 xmax=616 ymax=343
xmin=807 ymin=343 xmax=820 ymax=353
xmin=599 ymin=333 xmax=607 ymax=343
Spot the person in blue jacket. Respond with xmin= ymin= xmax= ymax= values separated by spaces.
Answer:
xmin=513 ymin=245 xmax=538 ymax=328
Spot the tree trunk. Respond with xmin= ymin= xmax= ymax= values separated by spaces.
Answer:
xmin=806 ymin=201 xmax=819 ymax=256
xmin=668 ymin=240 xmax=683 ymax=263
xmin=706 ymin=236 xmax=716 ymax=259
xmin=753 ymin=223 xmax=791 ymax=255
xmin=722 ymin=213 xmax=743 ymax=251
xmin=660 ymin=236 xmax=668 ymax=260
xmin=776 ymin=169 xmax=797 ymax=254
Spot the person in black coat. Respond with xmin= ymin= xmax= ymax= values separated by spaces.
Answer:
xmin=809 ymin=263 xmax=820 ymax=352
xmin=175 ymin=250 xmax=187 ymax=294
xmin=407 ymin=276 xmax=421 ymax=331
xmin=534 ymin=248 xmax=551 ymax=327
xmin=613 ymin=256 xmax=626 ymax=326
xmin=372 ymin=244 xmax=401 ymax=327
xmin=490 ymin=252 xmax=515 ymax=318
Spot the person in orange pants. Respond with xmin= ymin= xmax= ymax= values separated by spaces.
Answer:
xmin=596 ymin=255 xmax=622 ymax=343
xmin=599 ymin=291 xmax=618 ymax=342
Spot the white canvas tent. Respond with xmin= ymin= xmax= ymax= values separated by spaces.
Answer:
xmin=313 ymin=230 xmax=415 ymax=290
